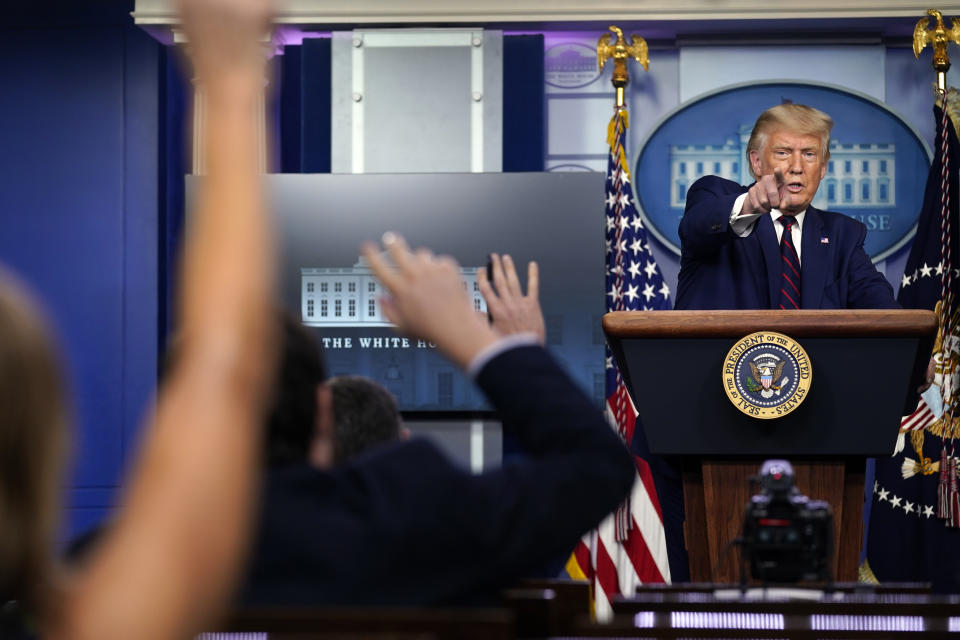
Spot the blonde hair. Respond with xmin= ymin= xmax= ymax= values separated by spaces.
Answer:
xmin=0 ymin=270 xmax=69 ymax=616
xmin=746 ymin=103 xmax=833 ymax=178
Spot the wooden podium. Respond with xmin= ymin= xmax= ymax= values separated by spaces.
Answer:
xmin=603 ymin=309 xmax=936 ymax=583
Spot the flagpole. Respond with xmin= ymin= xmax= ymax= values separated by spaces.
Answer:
xmin=570 ymin=25 xmax=672 ymax=621
xmin=913 ymin=9 xmax=960 ymax=524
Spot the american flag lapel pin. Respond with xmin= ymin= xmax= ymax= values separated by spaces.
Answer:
xmin=820 ymin=237 xmax=829 ymax=244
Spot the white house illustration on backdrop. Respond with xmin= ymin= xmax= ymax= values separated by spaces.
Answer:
xmin=669 ymin=124 xmax=896 ymax=211
xmin=301 ymin=259 xmax=487 ymax=327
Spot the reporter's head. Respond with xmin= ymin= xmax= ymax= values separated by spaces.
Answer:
xmin=264 ymin=313 xmax=328 ymax=467
xmin=328 ymin=375 xmax=401 ymax=464
xmin=0 ymin=270 xmax=69 ymax=613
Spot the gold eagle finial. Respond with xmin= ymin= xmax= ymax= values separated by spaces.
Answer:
xmin=913 ymin=9 xmax=960 ymax=73
xmin=597 ymin=26 xmax=649 ymax=108
xmin=598 ymin=26 xmax=649 ymax=81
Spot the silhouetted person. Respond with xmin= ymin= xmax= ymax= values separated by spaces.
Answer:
xmin=239 ymin=247 xmax=632 ymax=606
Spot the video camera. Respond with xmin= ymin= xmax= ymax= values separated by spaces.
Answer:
xmin=740 ymin=460 xmax=834 ymax=583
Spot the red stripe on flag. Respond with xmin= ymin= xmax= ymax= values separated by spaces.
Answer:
xmin=609 ymin=383 xmax=638 ymax=446
xmin=623 ymin=520 xmax=666 ymax=583
xmin=573 ymin=540 xmax=594 ymax=581
xmin=902 ymin=406 xmax=934 ymax=431
xmin=633 ymin=455 xmax=664 ymax=523
xmin=594 ymin=539 xmax=621 ymax=602
xmin=900 ymin=400 xmax=930 ymax=428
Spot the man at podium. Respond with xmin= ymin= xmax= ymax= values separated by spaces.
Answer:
xmin=674 ymin=103 xmax=898 ymax=311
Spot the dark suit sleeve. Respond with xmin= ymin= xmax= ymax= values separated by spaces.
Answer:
xmin=678 ymin=176 xmax=747 ymax=259
xmin=447 ymin=345 xmax=634 ymax=580
xmin=844 ymin=222 xmax=900 ymax=309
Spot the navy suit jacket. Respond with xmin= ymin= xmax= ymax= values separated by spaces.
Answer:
xmin=239 ymin=345 xmax=635 ymax=606
xmin=675 ymin=176 xmax=899 ymax=310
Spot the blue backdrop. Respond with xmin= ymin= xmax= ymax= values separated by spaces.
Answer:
xmin=0 ymin=0 xmax=162 ymax=540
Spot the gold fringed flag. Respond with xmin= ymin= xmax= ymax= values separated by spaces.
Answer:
xmin=864 ymin=87 xmax=960 ymax=590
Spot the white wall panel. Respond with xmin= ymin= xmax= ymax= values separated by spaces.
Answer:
xmin=680 ymin=46 xmax=886 ymax=103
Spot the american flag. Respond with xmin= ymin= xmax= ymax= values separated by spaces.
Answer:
xmin=864 ymin=89 xmax=960 ymax=590
xmin=567 ymin=106 xmax=671 ymax=621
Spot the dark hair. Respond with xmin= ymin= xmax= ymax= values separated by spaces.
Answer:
xmin=264 ymin=314 xmax=328 ymax=466
xmin=0 ymin=271 xmax=68 ymax=616
xmin=328 ymin=375 xmax=401 ymax=463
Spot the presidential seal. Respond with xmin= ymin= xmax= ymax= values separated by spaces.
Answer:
xmin=722 ymin=331 xmax=812 ymax=419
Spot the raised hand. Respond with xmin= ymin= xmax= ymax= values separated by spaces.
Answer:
xmin=740 ymin=168 xmax=792 ymax=217
xmin=59 ymin=2 xmax=279 ymax=639
xmin=477 ymin=254 xmax=546 ymax=345
xmin=361 ymin=234 xmax=499 ymax=369
xmin=176 ymin=0 xmax=274 ymax=87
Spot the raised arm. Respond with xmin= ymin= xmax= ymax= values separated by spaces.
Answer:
xmin=361 ymin=237 xmax=633 ymax=582
xmin=54 ymin=1 xmax=277 ymax=639
xmin=678 ymin=175 xmax=748 ymax=258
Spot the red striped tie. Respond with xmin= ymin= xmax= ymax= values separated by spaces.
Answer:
xmin=777 ymin=215 xmax=801 ymax=309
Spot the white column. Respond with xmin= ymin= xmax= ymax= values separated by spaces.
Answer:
xmin=176 ymin=29 xmax=276 ymax=175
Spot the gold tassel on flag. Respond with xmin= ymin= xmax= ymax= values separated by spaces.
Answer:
xmin=938 ymin=448 xmax=950 ymax=518
xmin=947 ymin=446 xmax=960 ymax=526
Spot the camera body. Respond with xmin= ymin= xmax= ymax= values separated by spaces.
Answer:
xmin=741 ymin=460 xmax=834 ymax=583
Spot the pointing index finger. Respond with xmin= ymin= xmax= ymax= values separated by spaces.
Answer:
xmin=773 ymin=168 xmax=785 ymax=188
xmin=772 ymin=168 xmax=792 ymax=211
